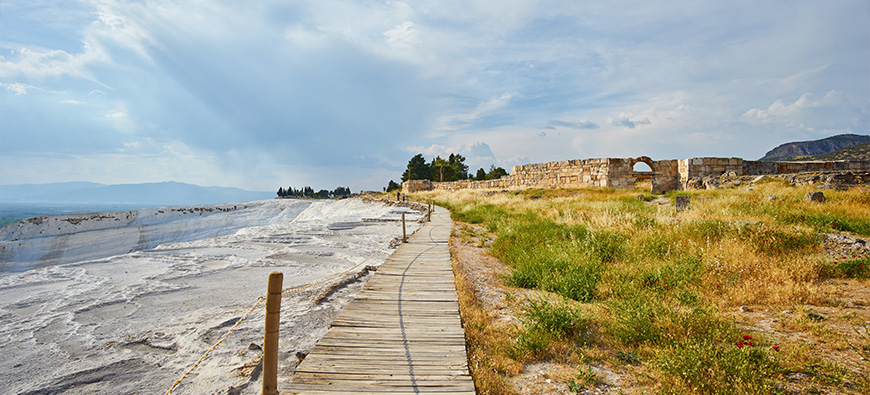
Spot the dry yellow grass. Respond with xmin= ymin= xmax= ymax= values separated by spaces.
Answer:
xmin=411 ymin=182 xmax=869 ymax=394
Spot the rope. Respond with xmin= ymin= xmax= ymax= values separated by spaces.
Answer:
xmin=164 ymin=221 xmax=403 ymax=395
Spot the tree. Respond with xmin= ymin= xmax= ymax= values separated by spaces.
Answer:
xmin=315 ymin=189 xmax=330 ymax=198
xmin=475 ymin=168 xmax=486 ymax=180
xmin=401 ymin=154 xmax=431 ymax=181
xmin=432 ymin=157 xmax=449 ymax=182
xmin=487 ymin=164 xmax=508 ymax=180
xmin=277 ymin=187 xmax=285 ymax=197
xmin=387 ymin=180 xmax=401 ymax=192
xmin=332 ymin=186 xmax=351 ymax=197
xmin=448 ymin=153 xmax=469 ymax=180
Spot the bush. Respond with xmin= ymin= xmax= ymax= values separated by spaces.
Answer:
xmin=820 ymin=255 xmax=870 ymax=279
xmin=511 ymin=299 xmax=590 ymax=360
xmin=656 ymin=339 xmax=780 ymax=394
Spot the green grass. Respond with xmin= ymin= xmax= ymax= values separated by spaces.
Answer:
xmin=656 ymin=338 xmax=780 ymax=394
xmin=511 ymin=298 xmax=589 ymax=360
xmin=422 ymin=185 xmax=869 ymax=393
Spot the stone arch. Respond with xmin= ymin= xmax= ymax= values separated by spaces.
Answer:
xmin=630 ymin=156 xmax=656 ymax=178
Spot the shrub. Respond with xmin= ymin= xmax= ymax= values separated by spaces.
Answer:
xmin=819 ymin=255 xmax=870 ymax=279
xmin=511 ymin=299 xmax=590 ymax=360
xmin=655 ymin=339 xmax=780 ymax=394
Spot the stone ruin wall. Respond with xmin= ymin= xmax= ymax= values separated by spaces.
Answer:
xmin=406 ymin=157 xmax=870 ymax=194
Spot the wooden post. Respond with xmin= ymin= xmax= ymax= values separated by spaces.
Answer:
xmin=428 ymin=199 xmax=432 ymax=222
xmin=263 ymin=272 xmax=283 ymax=395
xmin=402 ymin=212 xmax=407 ymax=243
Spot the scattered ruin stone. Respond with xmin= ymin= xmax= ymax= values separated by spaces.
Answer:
xmin=637 ymin=194 xmax=645 ymax=201
xmin=823 ymin=233 xmax=870 ymax=258
xmin=738 ymin=305 xmax=752 ymax=312
xmin=805 ymin=191 xmax=825 ymax=202
xmin=675 ymin=195 xmax=690 ymax=212
xmin=720 ymin=170 xmax=738 ymax=180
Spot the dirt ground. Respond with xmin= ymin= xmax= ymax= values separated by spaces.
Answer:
xmin=450 ymin=222 xmax=870 ymax=394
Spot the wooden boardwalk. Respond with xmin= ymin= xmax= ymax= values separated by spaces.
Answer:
xmin=284 ymin=206 xmax=475 ymax=394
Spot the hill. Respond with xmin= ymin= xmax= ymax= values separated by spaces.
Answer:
xmin=0 ymin=181 xmax=274 ymax=206
xmin=790 ymin=143 xmax=870 ymax=161
xmin=759 ymin=133 xmax=870 ymax=161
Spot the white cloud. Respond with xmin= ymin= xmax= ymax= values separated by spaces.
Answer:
xmin=741 ymin=90 xmax=865 ymax=132
xmin=60 ymin=99 xmax=86 ymax=105
xmin=384 ymin=21 xmax=421 ymax=49
xmin=0 ymin=82 xmax=36 ymax=95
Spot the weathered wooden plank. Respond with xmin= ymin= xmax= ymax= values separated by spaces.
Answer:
xmin=283 ymin=207 xmax=474 ymax=394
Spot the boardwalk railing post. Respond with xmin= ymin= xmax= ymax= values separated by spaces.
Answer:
xmin=263 ymin=272 xmax=283 ymax=395
xmin=402 ymin=212 xmax=407 ymax=243
xmin=428 ymin=199 xmax=432 ymax=222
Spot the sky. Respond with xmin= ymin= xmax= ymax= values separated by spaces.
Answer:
xmin=1 ymin=0 xmax=868 ymax=192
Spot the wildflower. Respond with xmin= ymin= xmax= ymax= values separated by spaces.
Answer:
xmin=772 ymin=345 xmax=779 ymax=351
xmin=735 ymin=342 xmax=744 ymax=348
xmin=742 ymin=335 xmax=752 ymax=340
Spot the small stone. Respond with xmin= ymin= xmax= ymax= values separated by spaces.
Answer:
xmin=805 ymin=191 xmax=825 ymax=202
xmin=675 ymin=195 xmax=690 ymax=212
xmin=248 ymin=342 xmax=262 ymax=351
xmin=739 ymin=305 xmax=752 ymax=313
xmin=781 ymin=310 xmax=793 ymax=314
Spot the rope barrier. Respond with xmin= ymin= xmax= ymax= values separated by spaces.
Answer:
xmin=164 ymin=221 xmax=403 ymax=395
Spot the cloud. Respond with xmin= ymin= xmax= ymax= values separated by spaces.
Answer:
xmin=384 ymin=21 xmax=421 ymax=49
xmin=547 ymin=119 xmax=599 ymax=129
xmin=1 ymin=82 xmax=35 ymax=95
xmin=742 ymin=90 xmax=866 ymax=132
xmin=610 ymin=115 xmax=651 ymax=129
xmin=60 ymin=99 xmax=86 ymax=104
xmin=437 ymin=92 xmax=515 ymax=128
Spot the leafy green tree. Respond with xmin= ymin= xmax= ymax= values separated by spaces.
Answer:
xmin=387 ymin=180 xmax=401 ymax=192
xmin=277 ymin=187 xmax=285 ymax=197
xmin=487 ymin=165 xmax=508 ymax=180
xmin=401 ymin=154 xmax=431 ymax=181
xmin=316 ymin=189 xmax=330 ymax=198
xmin=448 ymin=153 xmax=469 ymax=180
xmin=475 ymin=168 xmax=486 ymax=180
xmin=332 ymin=186 xmax=351 ymax=197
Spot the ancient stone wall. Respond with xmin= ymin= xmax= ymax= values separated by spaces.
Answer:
xmin=402 ymin=179 xmax=433 ymax=193
xmin=742 ymin=160 xmax=870 ymax=175
xmin=406 ymin=156 xmax=870 ymax=194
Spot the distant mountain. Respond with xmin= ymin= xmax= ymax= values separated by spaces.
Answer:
xmin=790 ymin=143 xmax=870 ymax=161
xmin=0 ymin=181 xmax=274 ymax=206
xmin=760 ymin=134 xmax=870 ymax=161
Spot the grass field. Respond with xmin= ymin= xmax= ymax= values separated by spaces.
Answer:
xmin=412 ymin=181 xmax=869 ymax=394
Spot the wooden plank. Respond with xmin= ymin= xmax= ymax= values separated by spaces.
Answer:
xmin=283 ymin=207 xmax=474 ymax=394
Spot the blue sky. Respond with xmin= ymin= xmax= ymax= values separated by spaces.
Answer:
xmin=1 ymin=0 xmax=868 ymax=192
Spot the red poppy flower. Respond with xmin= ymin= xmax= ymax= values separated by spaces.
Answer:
xmin=735 ymin=342 xmax=744 ymax=348
xmin=772 ymin=345 xmax=779 ymax=351
xmin=742 ymin=335 xmax=752 ymax=340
